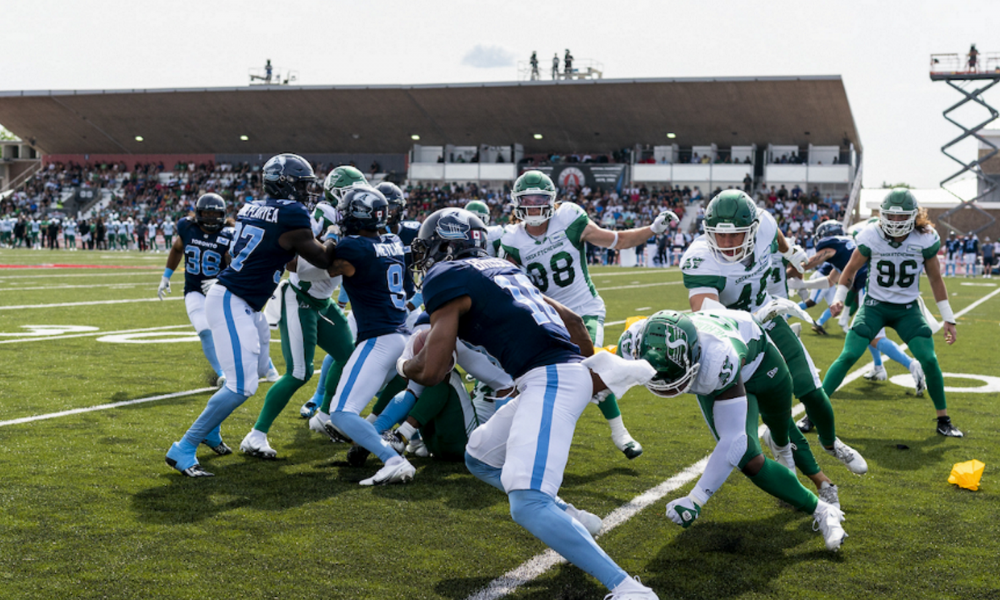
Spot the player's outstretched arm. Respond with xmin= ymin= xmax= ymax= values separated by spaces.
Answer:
xmin=402 ymin=297 xmax=469 ymax=386
xmin=542 ymin=295 xmax=593 ymax=356
xmin=280 ymin=227 xmax=337 ymax=269
xmin=924 ymin=255 xmax=957 ymax=344
xmin=580 ymin=210 xmax=676 ymax=250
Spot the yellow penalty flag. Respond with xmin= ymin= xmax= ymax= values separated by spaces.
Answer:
xmin=948 ymin=459 xmax=985 ymax=491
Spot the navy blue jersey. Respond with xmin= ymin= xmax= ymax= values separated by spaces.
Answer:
xmin=817 ymin=235 xmax=867 ymax=291
xmin=963 ymin=238 xmax=979 ymax=253
xmin=946 ymin=238 xmax=962 ymax=257
xmin=394 ymin=220 xmax=422 ymax=299
xmin=818 ymin=262 xmax=834 ymax=276
xmin=422 ymin=257 xmax=582 ymax=379
xmin=217 ymin=199 xmax=312 ymax=311
xmin=337 ymin=234 xmax=409 ymax=342
xmin=178 ymin=217 xmax=232 ymax=295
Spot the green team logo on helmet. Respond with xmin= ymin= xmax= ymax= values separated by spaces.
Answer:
xmin=464 ymin=200 xmax=491 ymax=226
xmin=637 ymin=310 xmax=702 ymax=398
xmin=703 ymin=190 xmax=759 ymax=263
xmin=323 ymin=166 xmax=368 ymax=207
xmin=879 ymin=188 xmax=918 ymax=238
xmin=512 ymin=170 xmax=557 ymax=226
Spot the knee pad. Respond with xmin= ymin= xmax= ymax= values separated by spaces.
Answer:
xmin=725 ymin=432 xmax=749 ymax=468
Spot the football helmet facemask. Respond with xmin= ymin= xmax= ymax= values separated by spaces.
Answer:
xmin=262 ymin=153 xmax=317 ymax=203
xmin=637 ymin=310 xmax=702 ymax=398
xmin=703 ymin=190 xmax=759 ymax=263
xmin=195 ymin=193 xmax=227 ymax=233
xmin=879 ymin=188 xmax=918 ymax=238
xmin=410 ymin=208 xmax=489 ymax=286
xmin=464 ymin=200 xmax=491 ymax=226
xmin=512 ymin=170 xmax=557 ymax=226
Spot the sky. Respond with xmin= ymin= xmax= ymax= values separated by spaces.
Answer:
xmin=4 ymin=0 xmax=998 ymax=193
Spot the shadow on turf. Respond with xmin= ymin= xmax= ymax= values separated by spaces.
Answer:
xmin=830 ymin=434 xmax=950 ymax=472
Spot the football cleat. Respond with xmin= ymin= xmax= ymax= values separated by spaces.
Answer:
xmin=240 ymin=430 xmax=277 ymax=459
xmin=202 ymin=426 xmax=233 ymax=456
xmin=863 ymin=365 xmax=887 ymax=382
xmin=817 ymin=482 xmax=841 ymax=510
xmin=309 ymin=412 xmax=347 ymax=442
xmin=382 ymin=430 xmax=406 ymax=454
xmin=406 ymin=437 xmax=430 ymax=458
xmin=299 ymin=400 xmax=320 ymax=419
xmin=265 ymin=366 xmax=281 ymax=382
xmin=605 ymin=575 xmax=659 ymax=599
xmin=936 ymin=417 xmax=964 ymax=437
xmin=909 ymin=360 xmax=926 ymax=397
xmin=359 ymin=457 xmax=416 ymax=486
xmin=813 ymin=500 xmax=847 ymax=551
xmin=322 ymin=419 xmax=352 ymax=444
xmin=614 ymin=434 xmax=643 ymax=460
xmin=826 ymin=439 xmax=868 ymax=475
xmin=762 ymin=427 xmax=795 ymax=471
xmin=346 ymin=444 xmax=372 ymax=467
xmin=166 ymin=441 xmax=213 ymax=477
xmin=812 ymin=323 xmax=828 ymax=336
xmin=797 ymin=415 xmax=814 ymax=433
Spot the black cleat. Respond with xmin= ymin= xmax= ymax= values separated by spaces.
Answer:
xmin=936 ymin=418 xmax=964 ymax=437
xmin=346 ymin=444 xmax=371 ymax=467
xmin=812 ymin=323 xmax=828 ymax=336
xmin=797 ymin=415 xmax=814 ymax=433
xmin=204 ymin=440 xmax=233 ymax=456
xmin=165 ymin=457 xmax=214 ymax=477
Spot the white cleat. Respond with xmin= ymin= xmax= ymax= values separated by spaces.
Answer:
xmin=265 ymin=366 xmax=280 ymax=382
xmin=909 ymin=360 xmax=926 ymax=397
xmin=605 ymin=575 xmax=659 ymax=599
xmin=817 ymin=482 xmax=841 ymax=510
xmin=613 ymin=433 xmax=643 ymax=460
xmin=359 ymin=457 xmax=415 ymax=486
xmin=863 ymin=364 xmax=888 ymax=381
xmin=826 ymin=438 xmax=868 ymax=475
xmin=762 ymin=427 xmax=795 ymax=471
xmin=406 ymin=437 xmax=430 ymax=457
xmin=813 ymin=500 xmax=847 ymax=552
xmin=240 ymin=430 xmax=277 ymax=459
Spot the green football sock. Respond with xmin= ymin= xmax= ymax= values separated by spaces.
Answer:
xmin=822 ymin=330 xmax=870 ymax=398
xmin=254 ymin=375 xmax=308 ymax=433
xmin=801 ymin=388 xmax=837 ymax=449
xmin=320 ymin=361 xmax=347 ymax=414
xmin=787 ymin=421 xmax=821 ymax=476
xmin=597 ymin=393 xmax=622 ymax=420
xmin=759 ymin=411 xmax=791 ymax=447
xmin=748 ymin=458 xmax=818 ymax=514
xmin=908 ymin=336 xmax=947 ymax=411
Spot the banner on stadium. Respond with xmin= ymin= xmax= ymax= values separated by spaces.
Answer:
xmin=525 ymin=164 xmax=627 ymax=194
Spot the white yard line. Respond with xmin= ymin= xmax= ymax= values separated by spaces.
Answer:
xmin=0 ymin=282 xmax=143 ymax=292
xmin=590 ymin=268 xmax=674 ymax=277
xmin=0 ymin=324 xmax=191 ymax=345
xmin=0 ymin=271 xmax=157 ymax=281
xmin=461 ymin=286 xmax=1000 ymax=600
xmin=599 ymin=281 xmax=681 ymax=292
xmin=0 ymin=296 xmax=183 ymax=310
xmin=0 ymin=388 xmax=217 ymax=428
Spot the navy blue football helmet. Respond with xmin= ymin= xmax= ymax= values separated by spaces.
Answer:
xmin=377 ymin=182 xmax=405 ymax=227
xmin=262 ymin=153 xmax=317 ymax=203
xmin=410 ymin=208 xmax=489 ymax=284
xmin=195 ymin=193 xmax=226 ymax=233
xmin=340 ymin=186 xmax=389 ymax=235
xmin=813 ymin=219 xmax=845 ymax=245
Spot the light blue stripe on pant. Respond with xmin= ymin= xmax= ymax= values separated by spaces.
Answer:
xmin=334 ymin=338 xmax=376 ymax=412
xmin=529 ymin=365 xmax=559 ymax=491
xmin=223 ymin=290 xmax=244 ymax=395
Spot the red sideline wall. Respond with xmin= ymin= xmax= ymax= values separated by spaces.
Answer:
xmin=42 ymin=154 xmax=216 ymax=167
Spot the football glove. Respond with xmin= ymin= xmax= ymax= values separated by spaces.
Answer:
xmin=650 ymin=210 xmax=679 ymax=234
xmin=200 ymin=278 xmax=217 ymax=295
xmin=781 ymin=244 xmax=809 ymax=273
xmin=753 ymin=297 xmax=815 ymax=325
xmin=157 ymin=276 xmax=171 ymax=300
xmin=786 ymin=277 xmax=806 ymax=290
xmin=665 ymin=495 xmax=702 ymax=528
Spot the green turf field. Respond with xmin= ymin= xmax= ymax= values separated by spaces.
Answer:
xmin=1 ymin=248 xmax=998 ymax=600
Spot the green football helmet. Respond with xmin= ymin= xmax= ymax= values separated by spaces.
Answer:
xmin=465 ymin=200 xmax=491 ymax=226
xmin=637 ymin=310 xmax=702 ymax=398
xmin=703 ymin=190 xmax=759 ymax=263
xmin=512 ymin=170 xmax=557 ymax=226
xmin=879 ymin=188 xmax=918 ymax=238
xmin=323 ymin=166 xmax=368 ymax=208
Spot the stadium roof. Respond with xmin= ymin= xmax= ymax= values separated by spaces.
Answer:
xmin=0 ymin=76 xmax=862 ymax=156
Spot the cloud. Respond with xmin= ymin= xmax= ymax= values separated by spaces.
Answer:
xmin=461 ymin=45 xmax=516 ymax=69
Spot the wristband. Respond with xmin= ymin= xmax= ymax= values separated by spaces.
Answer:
xmin=396 ymin=356 xmax=409 ymax=379
xmin=937 ymin=299 xmax=956 ymax=323
xmin=409 ymin=291 xmax=423 ymax=308
xmin=832 ymin=284 xmax=849 ymax=305
xmin=163 ymin=268 xmax=174 ymax=279
xmin=611 ymin=231 xmax=619 ymax=249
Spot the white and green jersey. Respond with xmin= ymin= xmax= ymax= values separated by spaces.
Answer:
xmin=617 ymin=309 xmax=768 ymax=398
xmin=290 ymin=259 xmax=340 ymax=303
xmin=162 ymin=221 xmax=175 ymax=236
xmin=63 ymin=220 xmax=76 ymax=235
xmin=767 ymin=254 xmax=789 ymax=300
xmin=855 ymin=222 xmax=940 ymax=304
xmin=486 ymin=224 xmax=511 ymax=257
xmin=681 ymin=210 xmax=780 ymax=312
xmin=0 ymin=218 xmax=12 ymax=233
xmin=311 ymin=202 xmax=339 ymax=237
xmin=31 ymin=219 xmax=41 ymax=233
xmin=500 ymin=202 xmax=604 ymax=318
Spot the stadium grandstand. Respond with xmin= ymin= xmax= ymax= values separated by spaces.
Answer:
xmin=0 ymin=75 xmax=870 ymax=257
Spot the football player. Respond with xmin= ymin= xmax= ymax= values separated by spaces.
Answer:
xmin=157 ymin=193 xmax=233 ymax=387
xmin=681 ymin=190 xmax=868 ymax=475
xmin=312 ymin=186 xmax=415 ymax=485
xmin=62 ymin=217 xmax=77 ymax=250
xmin=499 ymin=170 xmax=677 ymax=460
xmin=944 ymin=232 xmax=961 ymax=277
xmin=402 ymin=207 xmax=660 ymax=600
xmin=165 ymin=154 xmax=340 ymax=477
xmin=464 ymin=199 xmax=511 ymax=257
xmin=617 ymin=310 xmax=847 ymax=551
xmin=162 ymin=216 xmax=175 ymax=250
xmin=824 ymin=189 xmax=962 ymax=437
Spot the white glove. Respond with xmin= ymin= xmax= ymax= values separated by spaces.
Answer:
xmin=781 ymin=244 xmax=809 ymax=273
xmin=157 ymin=276 xmax=171 ymax=300
xmin=665 ymin=495 xmax=702 ymax=528
xmin=581 ymin=351 xmax=656 ymax=398
xmin=786 ymin=277 xmax=806 ymax=290
xmin=401 ymin=326 xmax=431 ymax=361
xmin=650 ymin=210 xmax=679 ymax=234
xmin=200 ymin=278 xmax=217 ymax=295
xmin=753 ymin=297 xmax=815 ymax=325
